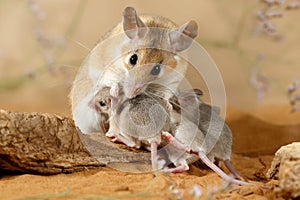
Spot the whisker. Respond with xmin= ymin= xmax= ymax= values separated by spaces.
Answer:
xmin=145 ymin=89 xmax=177 ymax=105
xmin=145 ymin=89 xmax=200 ymax=115
xmin=94 ymin=66 xmax=124 ymax=88
xmin=143 ymin=91 xmax=163 ymax=105
xmin=72 ymin=39 xmax=91 ymax=52
xmin=158 ymin=78 xmax=183 ymax=86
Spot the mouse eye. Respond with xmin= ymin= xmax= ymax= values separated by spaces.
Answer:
xmin=99 ymin=100 xmax=106 ymax=107
xmin=151 ymin=64 xmax=161 ymax=76
xmin=129 ymin=54 xmax=138 ymax=66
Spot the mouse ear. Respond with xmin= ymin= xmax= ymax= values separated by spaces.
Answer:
xmin=176 ymin=89 xmax=203 ymax=108
xmin=122 ymin=7 xmax=147 ymax=40
xmin=192 ymin=89 xmax=204 ymax=97
xmin=169 ymin=20 xmax=198 ymax=52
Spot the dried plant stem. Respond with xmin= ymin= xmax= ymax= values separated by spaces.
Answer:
xmin=0 ymin=0 xmax=88 ymax=92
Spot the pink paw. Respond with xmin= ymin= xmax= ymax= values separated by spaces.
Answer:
xmin=111 ymin=136 xmax=122 ymax=143
xmin=162 ymin=131 xmax=173 ymax=142
xmin=110 ymin=84 xmax=120 ymax=97
xmin=106 ymin=132 xmax=123 ymax=143
xmin=105 ymin=131 xmax=115 ymax=138
xmin=162 ymin=131 xmax=191 ymax=153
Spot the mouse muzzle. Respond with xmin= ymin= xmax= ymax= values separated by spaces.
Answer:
xmin=123 ymin=74 xmax=148 ymax=98
xmin=123 ymin=81 xmax=147 ymax=99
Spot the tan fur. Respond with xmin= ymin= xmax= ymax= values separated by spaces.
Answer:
xmin=70 ymin=9 xmax=197 ymax=134
xmin=123 ymin=48 xmax=178 ymax=71
xmin=70 ymin=15 xmax=181 ymax=111
xmin=70 ymin=62 xmax=93 ymax=110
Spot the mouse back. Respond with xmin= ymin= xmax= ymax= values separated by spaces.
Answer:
xmin=117 ymin=93 xmax=170 ymax=143
xmin=172 ymin=89 xmax=233 ymax=160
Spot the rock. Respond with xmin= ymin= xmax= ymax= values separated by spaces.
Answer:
xmin=267 ymin=142 xmax=300 ymax=198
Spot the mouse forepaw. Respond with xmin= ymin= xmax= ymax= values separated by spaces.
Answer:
xmin=106 ymin=131 xmax=116 ymax=138
xmin=110 ymin=84 xmax=120 ymax=97
xmin=111 ymin=136 xmax=122 ymax=143
xmin=162 ymin=131 xmax=191 ymax=152
xmin=106 ymin=131 xmax=123 ymax=143
xmin=162 ymin=131 xmax=173 ymax=141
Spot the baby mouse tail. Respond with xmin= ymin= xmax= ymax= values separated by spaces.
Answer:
xmin=198 ymin=151 xmax=249 ymax=186
xmin=198 ymin=152 xmax=271 ymax=189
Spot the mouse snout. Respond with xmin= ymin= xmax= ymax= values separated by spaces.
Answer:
xmin=124 ymin=81 xmax=146 ymax=99
xmin=126 ymin=86 xmax=143 ymax=98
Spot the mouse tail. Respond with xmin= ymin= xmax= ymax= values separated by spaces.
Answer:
xmin=198 ymin=151 xmax=250 ymax=186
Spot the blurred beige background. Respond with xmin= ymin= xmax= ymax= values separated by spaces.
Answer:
xmin=0 ymin=0 xmax=300 ymax=123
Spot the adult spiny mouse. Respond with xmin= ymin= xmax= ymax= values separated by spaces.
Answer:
xmin=70 ymin=7 xmax=198 ymax=134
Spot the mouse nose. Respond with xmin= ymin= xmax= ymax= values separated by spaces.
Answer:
xmin=126 ymin=87 xmax=142 ymax=98
xmin=124 ymin=80 xmax=146 ymax=99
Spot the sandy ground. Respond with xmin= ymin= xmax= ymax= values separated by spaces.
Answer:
xmin=0 ymin=108 xmax=297 ymax=200
xmin=0 ymin=154 xmax=277 ymax=200
xmin=1 ymin=1 xmax=300 ymax=199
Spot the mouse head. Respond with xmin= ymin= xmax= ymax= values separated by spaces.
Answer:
xmin=122 ymin=48 xmax=179 ymax=98
xmin=89 ymin=87 xmax=112 ymax=114
xmin=121 ymin=7 xmax=198 ymax=98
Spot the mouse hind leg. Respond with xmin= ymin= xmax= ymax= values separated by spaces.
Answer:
xmin=166 ymin=162 xmax=189 ymax=173
xmin=151 ymin=141 xmax=159 ymax=173
xmin=164 ymin=147 xmax=190 ymax=173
